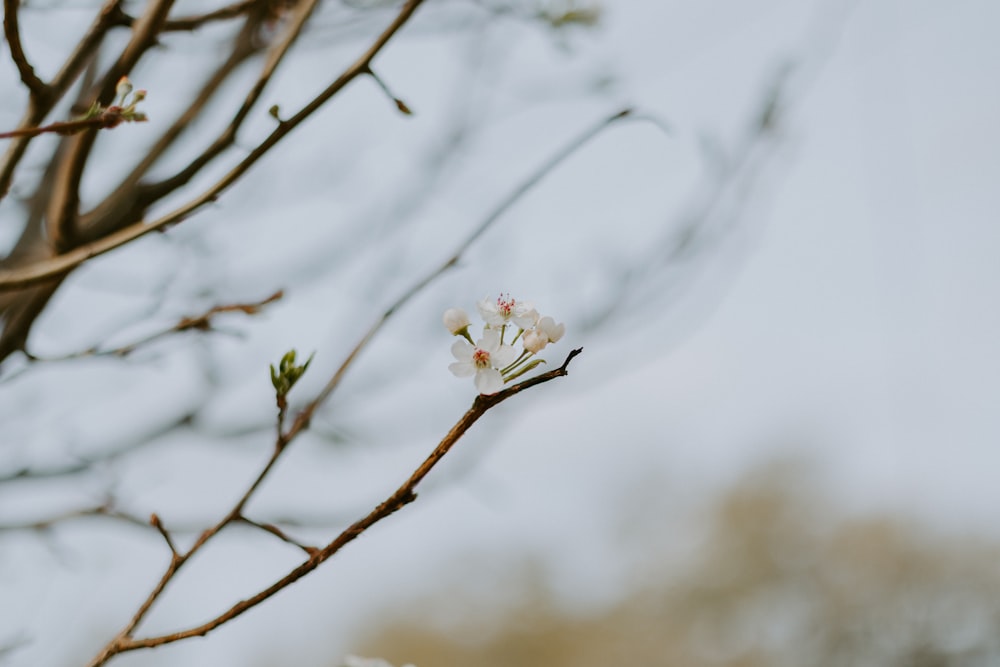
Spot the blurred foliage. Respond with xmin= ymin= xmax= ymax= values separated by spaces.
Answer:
xmin=352 ymin=464 xmax=1000 ymax=666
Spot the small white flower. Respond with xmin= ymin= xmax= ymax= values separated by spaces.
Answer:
xmin=537 ymin=315 xmax=565 ymax=343
xmin=449 ymin=328 xmax=517 ymax=394
xmin=442 ymin=307 xmax=470 ymax=335
xmin=522 ymin=316 xmax=565 ymax=353
xmin=477 ymin=293 xmax=538 ymax=329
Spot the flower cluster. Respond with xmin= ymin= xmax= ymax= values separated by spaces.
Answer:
xmin=444 ymin=293 xmax=565 ymax=395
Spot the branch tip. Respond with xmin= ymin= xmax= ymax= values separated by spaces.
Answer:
xmin=150 ymin=513 xmax=178 ymax=556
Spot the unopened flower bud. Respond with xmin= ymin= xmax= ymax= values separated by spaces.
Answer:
xmin=116 ymin=76 xmax=133 ymax=103
xmin=537 ymin=316 xmax=565 ymax=343
xmin=443 ymin=307 xmax=470 ymax=335
xmin=522 ymin=328 xmax=548 ymax=353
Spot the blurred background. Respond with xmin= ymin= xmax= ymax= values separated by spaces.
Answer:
xmin=1 ymin=0 xmax=998 ymax=665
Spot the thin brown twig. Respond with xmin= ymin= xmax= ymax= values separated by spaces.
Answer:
xmin=86 ymin=348 xmax=582 ymax=666
xmin=0 ymin=504 xmax=151 ymax=532
xmin=149 ymin=514 xmax=179 ymax=557
xmin=237 ymin=516 xmax=318 ymax=556
xmin=0 ymin=410 xmax=194 ymax=485
xmin=0 ymin=0 xmax=426 ymax=289
xmin=0 ymin=1 xmax=124 ymax=201
xmin=25 ymin=290 xmax=283 ymax=361
xmin=0 ymin=104 xmax=631 ymax=291
xmin=365 ymin=66 xmax=414 ymax=115
xmin=47 ymin=0 xmax=177 ymax=251
xmin=105 ymin=0 xmax=315 ymax=216
xmin=0 ymin=502 xmax=356 ymax=536
xmin=33 ymin=290 xmax=284 ymax=362
xmin=3 ymin=0 xmax=48 ymax=97
xmin=0 ymin=107 xmax=146 ymax=140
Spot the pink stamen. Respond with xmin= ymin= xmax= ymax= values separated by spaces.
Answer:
xmin=472 ymin=348 xmax=491 ymax=369
xmin=496 ymin=293 xmax=515 ymax=317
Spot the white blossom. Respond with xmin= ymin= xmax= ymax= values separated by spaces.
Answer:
xmin=477 ymin=293 xmax=538 ymax=329
xmin=537 ymin=315 xmax=565 ymax=343
xmin=449 ymin=328 xmax=517 ymax=394
xmin=522 ymin=316 xmax=566 ymax=353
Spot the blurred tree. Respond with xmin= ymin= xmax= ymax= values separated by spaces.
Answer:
xmin=358 ymin=463 xmax=1000 ymax=667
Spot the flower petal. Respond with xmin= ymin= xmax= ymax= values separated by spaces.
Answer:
xmin=492 ymin=343 xmax=518 ymax=368
xmin=477 ymin=328 xmax=501 ymax=353
xmin=512 ymin=305 xmax=538 ymax=329
xmin=451 ymin=339 xmax=473 ymax=361
xmin=538 ymin=316 xmax=565 ymax=342
xmin=522 ymin=329 xmax=547 ymax=353
xmin=476 ymin=298 xmax=501 ymax=325
xmin=449 ymin=361 xmax=475 ymax=377
xmin=475 ymin=368 xmax=503 ymax=394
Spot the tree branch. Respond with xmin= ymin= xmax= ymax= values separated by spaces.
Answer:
xmin=46 ymin=0 xmax=177 ymax=251
xmin=0 ymin=0 xmax=124 ymax=201
xmin=3 ymin=0 xmax=48 ymax=97
xmin=25 ymin=290 xmax=282 ymax=361
xmin=0 ymin=105 xmax=631 ymax=291
xmin=85 ymin=348 xmax=582 ymax=666
xmin=0 ymin=0 xmax=426 ymax=291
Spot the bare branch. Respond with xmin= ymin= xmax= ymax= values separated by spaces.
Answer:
xmin=0 ymin=0 xmax=124 ymax=201
xmin=0 ymin=105 xmax=147 ymax=140
xmin=86 ymin=348 xmax=582 ymax=666
xmin=0 ymin=410 xmax=194 ymax=485
xmin=3 ymin=0 xmax=48 ymax=97
xmin=366 ymin=66 xmax=414 ymax=115
xmin=149 ymin=513 xmax=179 ymax=558
xmin=25 ymin=290 xmax=283 ymax=361
xmin=46 ymin=0 xmax=177 ymax=251
xmin=94 ymin=0 xmax=303 ymax=224
xmin=0 ymin=0 xmax=427 ymax=292
xmin=237 ymin=516 xmax=318 ymax=556
xmin=0 ymin=105 xmax=631 ymax=291
xmin=0 ymin=504 xmax=151 ymax=533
